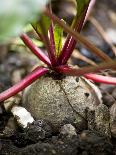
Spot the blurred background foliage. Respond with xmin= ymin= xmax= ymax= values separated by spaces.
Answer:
xmin=0 ymin=0 xmax=48 ymax=42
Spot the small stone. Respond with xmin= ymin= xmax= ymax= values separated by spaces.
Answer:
xmin=11 ymin=106 xmax=34 ymax=128
xmin=112 ymin=88 xmax=116 ymax=99
xmin=60 ymin=124 xmax=77 ymax=137
xmin=110 ymin=103 xmax=116 ymax=138
xmin=102 ymin=92 xmax=115 ymax=107
xmin=99 ymin=84 xmax=115 ymax=93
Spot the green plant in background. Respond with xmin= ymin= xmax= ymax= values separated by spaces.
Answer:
xmin=0 ymin=0 xmax=48 ymax=41
xmin=0 ymin=0 xmax=116 ymax=103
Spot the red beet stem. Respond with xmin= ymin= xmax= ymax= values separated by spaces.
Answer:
xmin=20 ymin=34 xmax=51 ymax=66
xmin=85 ymin=74 xmax=116 ymax=84
xmin=55 ymin=61 xmax=116 ymax=85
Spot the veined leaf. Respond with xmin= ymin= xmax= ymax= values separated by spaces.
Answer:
xmin=54 ymin=24 xmax=63 ymax=57
xmin=76 ymin=0 xmax=89 ymax=17
xmin=32 ymin=15 xmax=51 ymax=36
xmin=0 ymin=0 xmax=48 ymax=42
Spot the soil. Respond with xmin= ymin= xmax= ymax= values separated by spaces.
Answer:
xmin=0 ymin=0 xmax=116 ymax=154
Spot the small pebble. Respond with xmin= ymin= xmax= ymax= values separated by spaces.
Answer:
xmin=110 ymin=103 xmax=116 ymax=138
xmin=60 ymin=124 xmax=77 ymax=137
xmin=112 ymin=88 xmax=116 ymax=99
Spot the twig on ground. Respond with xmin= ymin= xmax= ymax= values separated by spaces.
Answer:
xmin=71 ymin=49 xmax=97 ymax=66
xmin=89 ymin=17 xmax=116 ymax=56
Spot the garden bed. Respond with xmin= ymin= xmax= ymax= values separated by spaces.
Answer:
xmin=0 ymin=0 xmax=116 ymax=154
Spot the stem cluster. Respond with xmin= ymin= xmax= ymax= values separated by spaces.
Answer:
xmin=0 ymin=0 xmax=116 ymax=103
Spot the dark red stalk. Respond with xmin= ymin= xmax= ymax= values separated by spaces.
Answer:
xmin=39 ymin=21 xmax=57 ymax=66
xmin=20 ymin=33 xmax=51 ymax=66
xmin=49 ymin=23 xmax=57 ymax=63
xmin=55 ymin=60 xmax=116 ymax=84
xmin=58 ymin=0 xmax=91 ymax=65
xmin=44 ymin=10 xmax=112 ymax=62
xmin=85 ymin=74 xmax=116 ymax=84
xmin=0 ymin=67 xmax=49 ymax=103
xmin=55 ymin=60 xmax=116 ymax=76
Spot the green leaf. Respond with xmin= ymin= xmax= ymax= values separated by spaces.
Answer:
xmin=76 ymin=0 xmax=89 ymax=17
xmin=0 ymin=0 xmax=48 ymax=42
xmin=24 ymin=24 xmax=33 ymax=33
xmin=54 ymin=24 xmax=63 ymax=57
xmin=32 ymin=15 xmax=51 ymax=36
